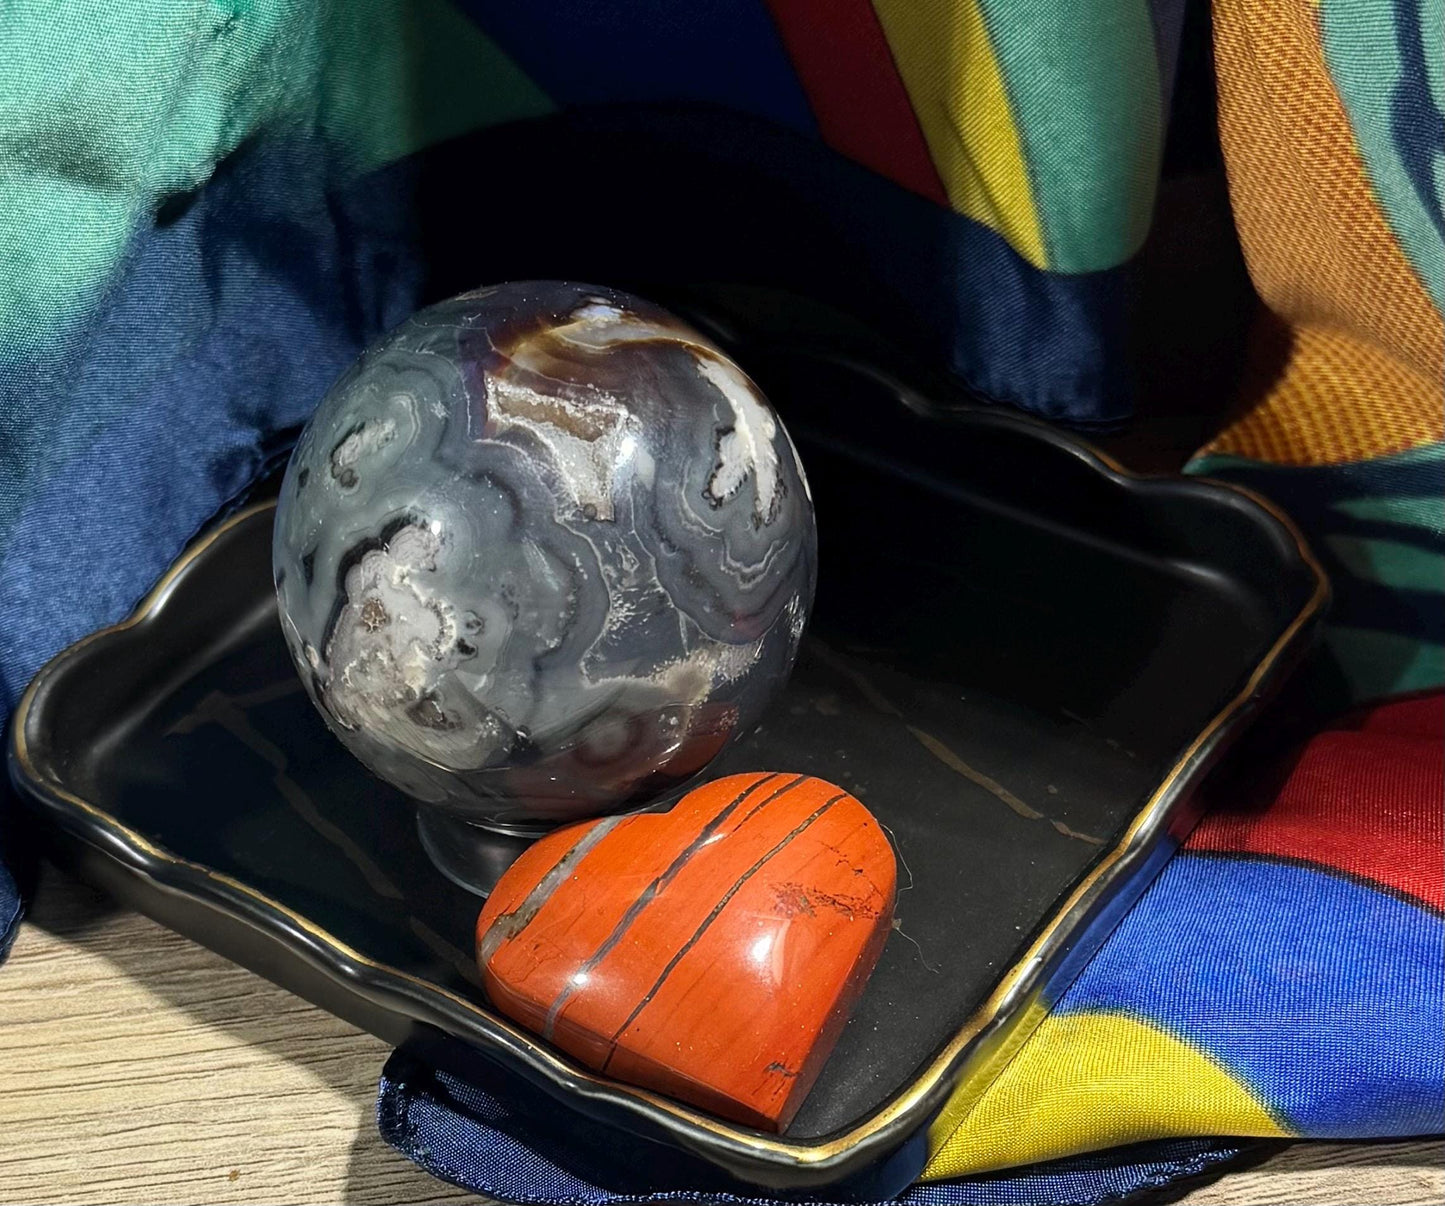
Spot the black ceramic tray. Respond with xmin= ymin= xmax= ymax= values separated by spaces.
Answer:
xmin=9 ymin=343 xmax=1325 ymax=1190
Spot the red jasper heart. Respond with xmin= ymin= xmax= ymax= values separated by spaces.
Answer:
xmin=475 ymin=772 xmax=897 ymax=1131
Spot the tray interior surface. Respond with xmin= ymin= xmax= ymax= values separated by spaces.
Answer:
xmin=14 ymin=343 xmax=1323 ymax=1182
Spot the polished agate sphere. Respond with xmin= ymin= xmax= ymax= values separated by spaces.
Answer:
xmin=273 ymin=282 xmax=816 ymax=832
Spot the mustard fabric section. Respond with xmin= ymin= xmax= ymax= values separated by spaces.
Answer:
xmin=924 ymin=1012 xmax=1289 ymax=1179
xmin=871 ymin=0 xmax=1047 ymax=268
xmin=1202 ymin=0 xmax=1444 ymax=466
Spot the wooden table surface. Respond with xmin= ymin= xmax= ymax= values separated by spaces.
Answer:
xmin=2 ymin=866 xmax=1440 ymax=1206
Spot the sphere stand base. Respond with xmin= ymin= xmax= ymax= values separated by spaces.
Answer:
xmin=415 ymin=809 xmax=542 ymax=898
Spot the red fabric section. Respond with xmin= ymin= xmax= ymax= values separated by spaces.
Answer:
xmin=763 ymin=0 xmax=949 ymax=205
xmin=1190 ymin=694 xmax=1444 ymax=910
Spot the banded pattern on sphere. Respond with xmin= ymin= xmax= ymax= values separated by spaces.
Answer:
xmin=273 ymin=283 xmax=816 ymax=831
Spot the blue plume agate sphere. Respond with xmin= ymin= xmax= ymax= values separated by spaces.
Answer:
xmin=273 ymin=283 xmax=816 ymax=832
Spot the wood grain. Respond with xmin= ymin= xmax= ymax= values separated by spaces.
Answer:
xmin=1 ymin=867 xmax=1439 ymax=1205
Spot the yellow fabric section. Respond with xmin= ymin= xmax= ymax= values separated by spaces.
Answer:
xmin=1201 ymin=0 xmax=1444 ymax=467
xmin=871 ymin=0 xmax=1047 ymax=268
xmin=924 ymin=1012 xmax=1288 ymax=1179
xmin=921 ymin=999 xmax=1051 ymax=1174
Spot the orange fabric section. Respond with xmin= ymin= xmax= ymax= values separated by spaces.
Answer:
xmin=1207 ymin=320 xmax=1444 ymax=465
xmin=1205 ymin=0 xmax=1443 ymax=467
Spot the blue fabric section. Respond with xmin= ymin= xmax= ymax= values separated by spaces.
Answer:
xmin=1145 ymin=0 xmax=1189 ymax=109
xmin=454 ymin=1 xmax=817 ymax=136
xmin=387 ymin=105 xmax=1135 ymax=427
xmin=1057 ymin=853 xmax=1445 ymax=1137
xmin=0 ymin=138 xmax=424 ymax=708
xmin=377 ymin=1050 xmax=1245 ymax=1206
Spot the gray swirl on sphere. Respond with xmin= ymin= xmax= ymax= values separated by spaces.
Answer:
xmin=273 ymin=282 xmax=816 ymax=830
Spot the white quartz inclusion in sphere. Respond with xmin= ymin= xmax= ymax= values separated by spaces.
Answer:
xmin=272 ymin=282 xmax=816 ymax=832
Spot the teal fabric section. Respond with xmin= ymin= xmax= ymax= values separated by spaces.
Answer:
xmin=1319 ymin=0 xmax=1445 ymax=313
xmin=0 ymin=0 xmax=551 ymax=348
xmin=1332 ymin=494 xmax=1445 ymax=531
xmin=1321 ymin=625 xmax=1445 ymax=700
xmin=1326 ymin=534 xmax=1445 ymax=594
xmin=1188 ymin=445 xmax=1445 ymax=706
xmin=0 ymin=0 xmax=551 ymax=544
xmin=975 ymin=0 xmax=1165 ymax=273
